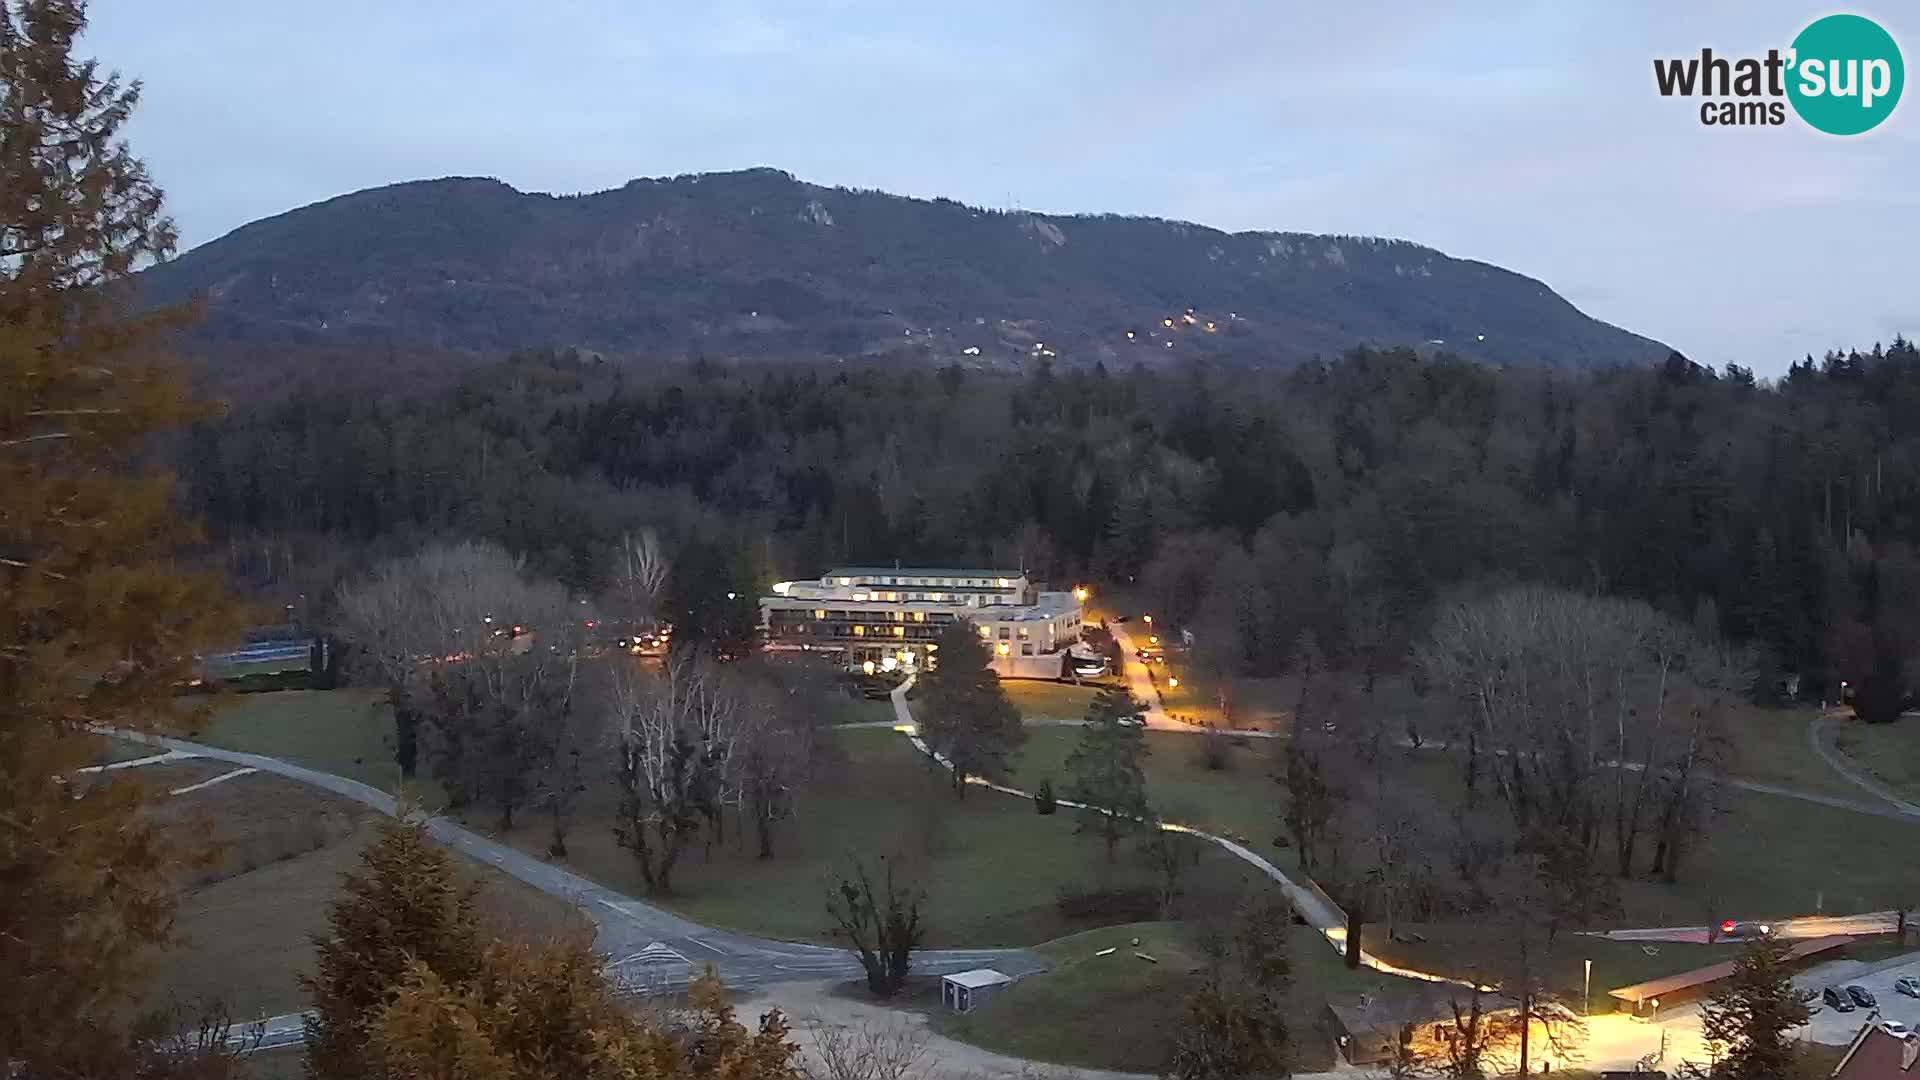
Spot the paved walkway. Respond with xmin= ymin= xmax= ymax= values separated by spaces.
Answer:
xmin=108 ymin=729 xmax=1041 ymax=1050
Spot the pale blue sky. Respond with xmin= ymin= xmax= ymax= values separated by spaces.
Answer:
xmin=89 ymin=1 xmax=1917 ymax=373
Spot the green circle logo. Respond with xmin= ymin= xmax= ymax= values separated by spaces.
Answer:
xmin=1787 ymin=14 xmax=1903 ymax=135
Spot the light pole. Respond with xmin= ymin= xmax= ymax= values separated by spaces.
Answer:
xmin=1584 ymin=958 xmax=1592 ymax=1017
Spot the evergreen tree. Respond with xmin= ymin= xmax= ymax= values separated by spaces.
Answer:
xmin=2 ymin=2 xmax=243 ymax=1073
xmin=303 ymin=813 xmax=484 ymax=1079
xmin=1699 ymin=936 xmax=1816 ymax=1080
xmin=663 ymin=539 xmax=760 ymax=658
xmin=1169 ymin=890 xmax=1293 ymax=1080
xmin=917 ymin=619 xmax=1024 ymax=797
xmin=1064 ymin=683 xmax=1151 ymax=862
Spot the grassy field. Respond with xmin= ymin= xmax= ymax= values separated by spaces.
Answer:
xmin=1009 ymin=726 xmax=1279 ymax=844
xmin=158 ymin=814 xmax=591 ymax=1019
xmin=826 ymin=694 xmax=900 ymax=725
xmin=999 ymin=679 xmax=1100 ymax=723
xmin=1007 ymin=724 xmax=1920 ymax=927
xmin=1831 ymin=714 xmax=1920 ymax=801
xmin=935 ymin=920 xmax=1407 ymax=1074
xmin=1370 ymin=924 xmax=1741 ymax=1003
xmin=189 ymin=689 xmax=403 ymax=792
xmin=494 ymin=727 xmax=1257 ymax=946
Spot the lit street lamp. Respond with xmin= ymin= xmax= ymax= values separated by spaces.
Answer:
xmin=1072 ymin=585 xmax=1090 ymax=602
xmin=1584 ymin=958 xmax=1592 ymax=1017
xmin=1142 ymin=614 xmax=1152 ymax=625
xmin=1167 ymin=677 xmax=1179 ymax=688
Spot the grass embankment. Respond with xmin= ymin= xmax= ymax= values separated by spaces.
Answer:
xmin=936 ymin=920 xmax=1407 ymax=1074
xmin=153 ymin=778 xmax=589 ymax=1019
xmin=1832 ymin=713 xmax=1920 ymax=802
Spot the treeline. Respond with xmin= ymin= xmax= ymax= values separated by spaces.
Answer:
xmin=182 ymin=340 xmax=1920 ymax=710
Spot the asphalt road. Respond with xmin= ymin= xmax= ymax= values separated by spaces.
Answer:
xmin=117 ymin=731 xmax=1042 ymax=1051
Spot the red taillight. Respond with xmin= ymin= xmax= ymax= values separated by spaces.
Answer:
xmin=1721 ymin=920 xmax=1736 ymax=934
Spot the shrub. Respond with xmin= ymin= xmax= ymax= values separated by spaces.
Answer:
xmin=1055 ymin=882 xmax=1159 ymax=923
xmin=1192 ymin=729 xmax=1231 ymax=772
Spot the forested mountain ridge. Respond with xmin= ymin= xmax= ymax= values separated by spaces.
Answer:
xmin=141 ymin=167 xmax=1669 ymax=370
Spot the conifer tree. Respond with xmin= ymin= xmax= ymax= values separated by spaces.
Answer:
xmin=1699 ymin=936 xmax=1816 ymax=1080
xmin=917 ymin=619 xmax=1024 ymax=796
xmin=2 ymin=2 xmax=242 ymax=1072
xmin=1065 ymin=683 xmax=1151 ymax=861
xmin=303 ymin=814 xmax=484 ymax=1079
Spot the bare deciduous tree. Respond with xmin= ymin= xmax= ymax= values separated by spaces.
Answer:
xmin=610 ymin=650 xmax=738 ymax=894
xmin=609 ymin=528 xmax=671 ymax=624
xmin=803 ymin=1019 xmax=928 ymax=1080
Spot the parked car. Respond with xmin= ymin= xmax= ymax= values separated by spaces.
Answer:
xmin=1824 ymin=986 xmax=1856 ymax=1012
xmin=1894 ymin=975 xmax=1920 ymax=998
xmin=1117 ymin=715 xmax=1146 ymax=728
xmin=1847 ymin=985 xmax=1878 ymax=1008
xmin=1883 ymin=1021 xmax=1913 ymax=1037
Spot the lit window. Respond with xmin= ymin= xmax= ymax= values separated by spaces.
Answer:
xmin=853 ymin=625 xmax=865 ymax=637
xmin=997 ymin=643 xmax=1011 ymax=656
xmin=978 ymin=625 xmax=992 ymax=638
xmin=886 ymin=592 xmax=898 ymax=602
xmin=913 ymin=612 xmax=926 ymax=622
xmin=838 ymin=577 xmax=851 ymax=586
xmin=1018 ymin=627 xmax=1030 ymax=639
xmin=853 ymin=592 xmax=869 ymax=602
xmin=893 ymin=626 xmax=905 ymax=637
xmin=815 ymin=609 xmax=826 ymax=620
xmin=997 ymin=578 xmax=1010 ymax=587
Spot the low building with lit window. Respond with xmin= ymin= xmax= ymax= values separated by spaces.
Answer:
xmin=759 ymin=567 xmax=1084 ymax=677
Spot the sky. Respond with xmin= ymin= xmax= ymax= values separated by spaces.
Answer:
xmin=88 ymin=0 xmax=1919 ymax=374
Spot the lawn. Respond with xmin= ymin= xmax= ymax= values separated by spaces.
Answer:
xmin=999 ymin=679 xmax=1100 ymax=723
xmin=490 ymin=727 xmax=1260 ymax=947
xmin=1831 ymin=714 xmax=1920 ymax=801
xmin=1009 ymin=726 xmax=1280 ymax=845
xmin=188 ymin=689 xmax=403 ymax=792
xmin=158 ymin=816 xmax=591 ymax=1019
xmin=935 ymin=919 xmax=1411 ymax=1074
xmin=824 ymin=694 xmax=900 ymax=726
xmin=1007 ymin=725 xmax=1920 ymax=929
xmin=1369 ymin=924 xmax=1741 ymax=1005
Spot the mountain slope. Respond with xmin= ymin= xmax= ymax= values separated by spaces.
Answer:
xmin=141 ymin=167 xmax=1669 ymax=370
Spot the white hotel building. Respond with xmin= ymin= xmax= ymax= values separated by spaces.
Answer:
xmin=760 ymin=567 xmax=1085 ymax=677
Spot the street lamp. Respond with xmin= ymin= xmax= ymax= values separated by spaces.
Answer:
xmin=1584 ymin=958 xmax=1592 ymax=1017
xmin=1142 ymin=614 xmax=1152 ymax=625
xmin=1167 ymin=677 xmax=1179 ymax=688
xmin=1072 ymin=586 xmax=1089 ymax=602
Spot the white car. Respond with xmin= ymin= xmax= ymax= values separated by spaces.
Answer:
xmin=1883 ymin=1021 xmax=1913 ymax=1037
xmin=1894 ymin=976 xmax=1920 ymax=999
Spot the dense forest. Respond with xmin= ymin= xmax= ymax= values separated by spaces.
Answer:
xmin=180 ymin=340 xmax=1920 ymax=713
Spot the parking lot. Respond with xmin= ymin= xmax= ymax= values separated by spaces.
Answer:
xmin=1793 ymin=951 xmax=1920 ymax=1044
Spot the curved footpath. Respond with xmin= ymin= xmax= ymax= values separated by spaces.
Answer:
xmin=883 ymin=680 xmax=1457 ymax=988
xmin=1808 ymin=713 xmax=1920 ymax=819
xmin=115 ymin=730 xmax=1040 ymax=1051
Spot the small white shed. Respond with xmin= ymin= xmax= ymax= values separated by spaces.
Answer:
xmin=941 ymin=968 xmax=1014 ymax=1013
